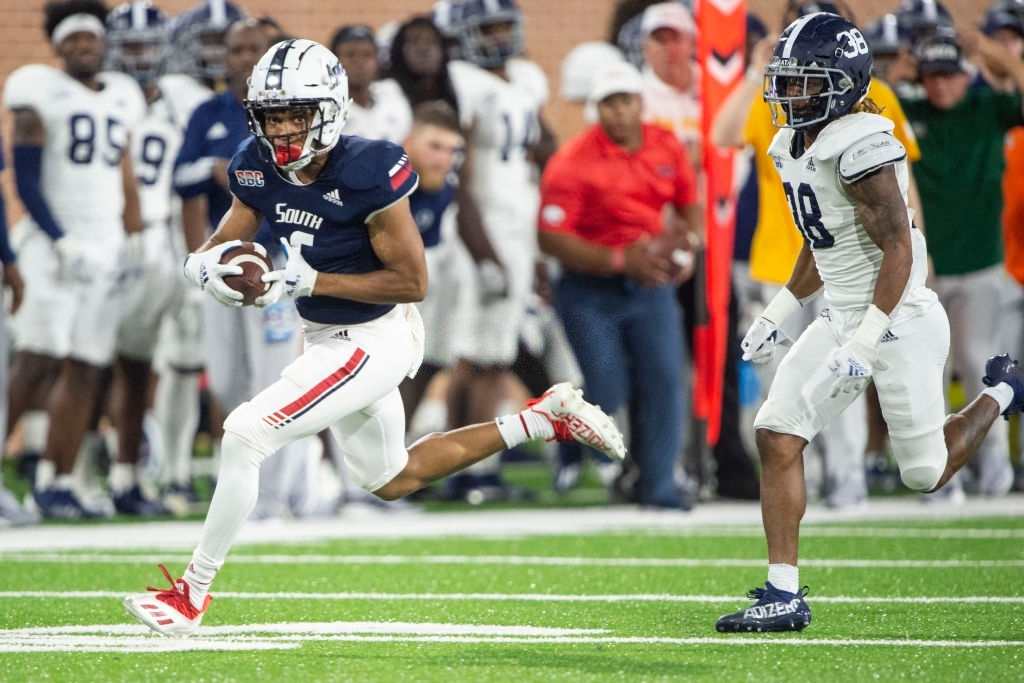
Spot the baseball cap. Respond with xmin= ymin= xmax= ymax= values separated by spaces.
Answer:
xmin=561 ymin=42 xmax=627 ymax=102
xmin=641 ymin=2 xmax=696 ymax=37
xmin=983 ymin=9 xmax=1024 ymax=37
xmin=587 ymin=60 xmax=643 ymax=104
xmin=916 ymin=35 xmax=966 ymax=75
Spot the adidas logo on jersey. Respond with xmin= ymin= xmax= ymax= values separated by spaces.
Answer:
xmin=880 ymin=330 xmax=899 ymax=343
xmin=806 ymin=158 xmax=816 ymax=172
xmin=322 ymin=189 xmax=344 ymax=207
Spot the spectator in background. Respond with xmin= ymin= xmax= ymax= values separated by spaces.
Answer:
xmin=559 ymin=41 xmax=625 ymax=125
xmin=386 ymin=15 xmax=460 ymax=116
xmin=539 ymin=62 xmax=698 ymax=509
xmin=712 ymin=2 xmax=924 ymax=510
xmin=331 ymin=25 xmax=412 ymax=143
xmin=900 ymin=32 xmax=1024 ymax=498
xmin=609 ymin=0 xmax=686 ymax=69
xmin=255 ymin=15 xmax=289 ymax=44
xmin=639 ymin=2 xmax=700 ymax=162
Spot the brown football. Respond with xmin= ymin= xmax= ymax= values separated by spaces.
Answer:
xmin=220 ymin=242 xmax=274 ymax=306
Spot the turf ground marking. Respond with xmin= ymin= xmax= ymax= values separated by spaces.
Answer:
xmin=3 ymin=552 xmax=1022 ymax=569
xmin=2 ymin=590 xmax=1022 ymax=604
xmin=2 ymin=623 xmax=1023 ymax=652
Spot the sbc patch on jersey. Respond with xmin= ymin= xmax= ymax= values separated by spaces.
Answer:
xmin=235 ymin=169 xmax=265 ymax=187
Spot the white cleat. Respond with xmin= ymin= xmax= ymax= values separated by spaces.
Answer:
xmin=527 ymin=383 xmax=627 ymax=461
xmin=122 ymin=564 xmax=211 ymax=638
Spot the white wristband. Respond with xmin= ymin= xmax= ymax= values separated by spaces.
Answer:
xmin=761 ymin=287 xmax=802 ymax=326
xmin=852 ymin=304 xmax=891 ymax=349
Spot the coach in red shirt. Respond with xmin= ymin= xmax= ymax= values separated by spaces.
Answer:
xmin=539 ymin=61 xmax=698 ymax=509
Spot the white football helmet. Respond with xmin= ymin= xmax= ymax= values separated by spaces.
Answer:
xmin=245 ymin=39 xmax=351 ymax=172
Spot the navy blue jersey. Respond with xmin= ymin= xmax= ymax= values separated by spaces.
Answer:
xmin=174 ymin=91 xmax=275 ymax=249
xmin=228 ymin=134 xmax=420 ymax=325
xmin=410 ymin=182 xmax=455 ymax=249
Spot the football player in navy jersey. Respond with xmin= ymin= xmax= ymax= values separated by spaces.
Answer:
xmin=123 ymin=39 xmax=626 ymax=637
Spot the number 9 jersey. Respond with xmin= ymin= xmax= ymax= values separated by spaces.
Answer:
xmin=767 ymin=111 xmax=932 ymax=317
xmin=2 ymin=64 xmax=145 ymax=240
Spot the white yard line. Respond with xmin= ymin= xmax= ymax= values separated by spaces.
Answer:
xmin=0 ymin=497 xmax=1021 ymax=551
xmin=3 ymin=552 xmax=1022 ymax=569
xmin=1 ymin=590 xmax=1022 ymax=605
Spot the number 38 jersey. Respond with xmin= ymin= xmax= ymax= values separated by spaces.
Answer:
xmin=2 ymin=64 xmax=145 ymax=238
xmin=767 ymin=112 xmax=931 ymax=315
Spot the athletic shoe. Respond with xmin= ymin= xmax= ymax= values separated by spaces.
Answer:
xmin=0 ymin=486 xmax=39 ymax=526
xmin=553 ymin=462 xmax=582 ymax=494
xmin=113 ymin=486 xmax=168 ymax=517
xmin=715 ymin=582 xmax=812 ymax=633
xmin=123 ymin=564 xmax=211 ymax=637
xmin=162 ymin=482 xmax=200 ymax=517
xmin=983 ymin=354 xmax=1024 ymax=418
xmin=32 ymin=487 xmax=102 ymax=520
xmin=526 ymin=383 xmax=626 ymax=461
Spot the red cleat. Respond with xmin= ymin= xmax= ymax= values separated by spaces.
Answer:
xmin=526 ymin=383 xmax=627 ymax=460
xmin=122 ymin=564 xmax=211 ymax=637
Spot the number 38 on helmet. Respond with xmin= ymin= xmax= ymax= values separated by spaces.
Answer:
xmin=763 ymin=12 xmax=874 ymax=129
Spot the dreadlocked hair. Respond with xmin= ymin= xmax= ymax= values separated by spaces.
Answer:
xmin=852 ymin=97 xmax=884 ymax=115
xmin=44 ymin=0 xmax=109 ymax=39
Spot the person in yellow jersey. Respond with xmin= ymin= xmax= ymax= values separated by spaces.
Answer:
xmin=712 ymin=9 xmax=923 ymax=510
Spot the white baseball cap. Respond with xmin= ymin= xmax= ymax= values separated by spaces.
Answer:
xmin=561 ymin=42 xmax=626 ymax=102
xmin=641 ymin=2 xmax=696 ymax=37
xmin=587 ymin=60 xmax=644 ymax=105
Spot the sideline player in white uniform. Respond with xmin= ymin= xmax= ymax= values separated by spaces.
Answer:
xmin=330 ymin=24 xmax=413 ymax=144
xmin=4 ymin=0 xmax=146 ymax=519
xmin=445 ymin=0 xmax=556 ymax=491
xmin=122 ymin=39 xmax=624 ymax=636
xmin=105 ymin=1 xmax=211 ymax=514
xmin=716 ymin=13 xmax=1024 ymax=633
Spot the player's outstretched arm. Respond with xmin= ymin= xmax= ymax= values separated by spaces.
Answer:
xmin=309 ymin=198 xmax=428 ymax=304
xmin=845 ymin=165 xmax=912 ymax=317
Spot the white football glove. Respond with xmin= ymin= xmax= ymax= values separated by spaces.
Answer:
xmin=183 ymin=240 xmax=246 ymax=307
xmin=740 ymin=317 xmax=789 ymax=364
xmin=826 ymin=340 xmax=879 ymax=398
xmin=257 ymin=237 xmax=318 ymax=306
xmin=53 ymin=237 xmax=99 ymax=284
xmin=826 ymin=305 xmax=891 ymax=398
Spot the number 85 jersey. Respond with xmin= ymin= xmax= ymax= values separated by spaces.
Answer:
xmin=3 ymin=64 xmax=145 ymax=236
xmin=767 ymin=112 xmax=930 ymax=315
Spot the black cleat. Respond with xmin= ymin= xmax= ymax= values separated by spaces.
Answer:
xmin=982 ymin=354 xmax=1024 ymax=418
xmin=715 ymin=583 xmax=811 ymax=633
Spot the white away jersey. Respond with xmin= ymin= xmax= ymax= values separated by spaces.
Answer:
xmin=133 ymin=75 xmax=210 ymax=226
xmin=767 ymin=113 xmax=930 ymax=314
xmin=449 ymin=58 xmax=548 ymax=229
xmin=343 ymin=78 xmax=413 ymax=144
xmin=3 ymin=65 xmax=146 ymax=236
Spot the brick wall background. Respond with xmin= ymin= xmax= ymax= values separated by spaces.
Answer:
xmin=0 ymin=0 xmax=989 ymax=222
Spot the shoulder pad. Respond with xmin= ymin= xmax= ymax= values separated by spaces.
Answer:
xmin=838 ymin=131 xmax=906 ymax=184
xmin=508 ymin=58 xmax=549 ymax=105
xmin=3 ymin=65 xmax=60 ymax=110
xmin=766 ymin=127 xmax=794 ymax=158
xmin=339 ymin=138 xmax=403 ymax=191
xmin=812 ymin=113 xmax=894 ymax=161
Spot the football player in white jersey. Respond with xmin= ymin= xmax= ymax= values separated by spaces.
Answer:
xmin=105 ymin=1 xmax=211 ymax=514
xmin=444 ymin=0 xmax=557 ymax=494
xmin=716 ymin=12 xmax=1024 ymax=633
xmin=331 ymin=24 xmax=413 ymax=144
xmin=4 ymin=0 xmax=146 ymax=519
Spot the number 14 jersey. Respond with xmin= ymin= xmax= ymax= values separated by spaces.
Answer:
xmin=767 ymin=112 xmax=931 ymax=316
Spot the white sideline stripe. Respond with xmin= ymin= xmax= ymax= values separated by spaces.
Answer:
xmin=637 ymin=527 xmax=1024 ymax=540
xmin=4 ymin=553 xmax=1023 ymax=569
xmin=2 ymin=591 xmax=1024 ymax=605
xmin=0 ymin=637 xmax=298 ymax=653
xmin=8 ymin=622 xmax=603 ymax=637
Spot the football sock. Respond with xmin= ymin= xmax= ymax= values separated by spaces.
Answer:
xmin=982 ymin=383 xmax=1014 ymax=414
xmin=767 ymin=563 xmax=799 ymax=594
xmin=155 ymin=371 xmax=200 ymax=487
xmin=34 ymin=459 xmax=55 ymax=491
xmin=109 ymin=462 xmax=136 ymax=494
xmin=185 ymin=432 xmax=263 ymax=610
xmin=52 ymin=473 xmax=75 ymax=491
xmin=495 ymin=409 xmax=555 ymax=449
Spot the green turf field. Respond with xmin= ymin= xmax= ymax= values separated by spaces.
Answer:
xmin=1 ymin=510 xmax=1023 ymax=682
